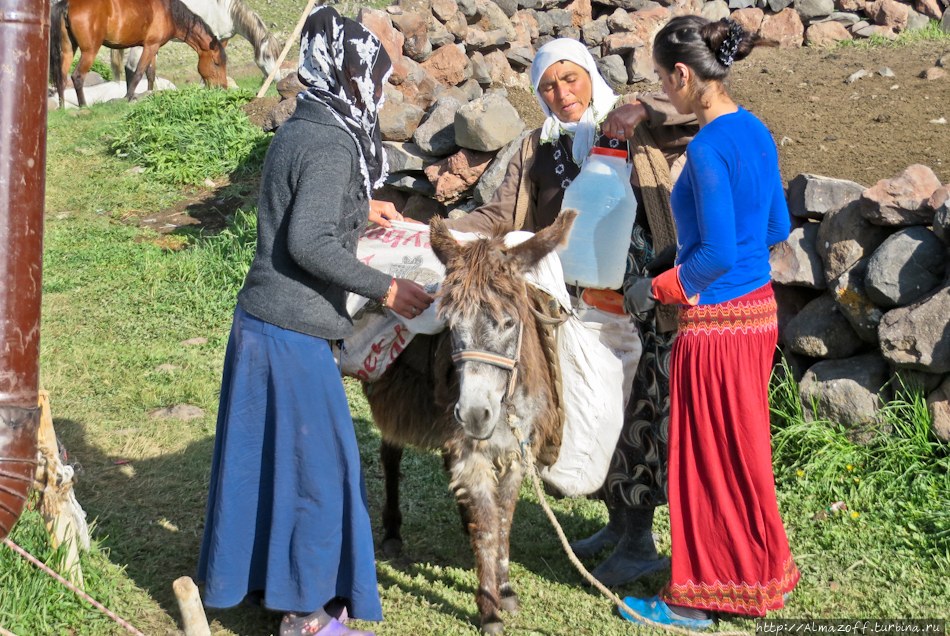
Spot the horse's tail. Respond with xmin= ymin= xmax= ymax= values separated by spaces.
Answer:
xmin=49 ymin=0 xmax=69 ymax=94
xmin=229 ymin=0 xmax=280 ymax=75
xmin=110 ymin=49 xmax=125 ymax=84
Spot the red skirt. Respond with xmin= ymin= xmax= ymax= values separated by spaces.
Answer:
xmin=660 ymin=283 xmax=799 ymax=616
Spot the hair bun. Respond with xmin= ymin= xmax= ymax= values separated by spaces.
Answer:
xmin=716 ymin=20 xmax=745 ymax=67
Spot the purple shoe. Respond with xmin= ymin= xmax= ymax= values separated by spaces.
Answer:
xmin=314 ymin=618 xmax=374 ymax=636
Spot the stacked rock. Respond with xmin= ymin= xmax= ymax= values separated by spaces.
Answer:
xmin=769 ymin=164 xmax=950 ymax=443
xmin=353 ymin=0 xmax=948 ymax=216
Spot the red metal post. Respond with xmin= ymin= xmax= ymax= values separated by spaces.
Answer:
xmin=0 ymin=0 xmax=49 ymax=540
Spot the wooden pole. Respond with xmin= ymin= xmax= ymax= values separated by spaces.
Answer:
xmin=256 ymin=0 xmax=321 ymax=98
xmin=35 ymin=391 xmax=89 ymax=589
xmin=173 ymin=576 xmax=212 ymax=636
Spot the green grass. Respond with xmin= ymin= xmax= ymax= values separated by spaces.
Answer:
xmin=110 ymin=86 xmax=270 ymax=185
xmin=767 ymin=357 xmax=950 ymax=616
xmin=834 ymin=19 xmax=950 ymax=49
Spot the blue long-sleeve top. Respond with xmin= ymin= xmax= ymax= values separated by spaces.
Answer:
xmin=671 ymin=107 xmax=790 ymax=305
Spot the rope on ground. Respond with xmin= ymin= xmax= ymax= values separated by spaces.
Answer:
xmin=511 ymin=424 xmax=750 ymax=636
xmin=2 ymin=537 xmax=148 ymax=636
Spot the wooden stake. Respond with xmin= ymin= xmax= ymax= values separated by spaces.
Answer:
xmin=35 ymin=391 xmax=88 ymax=589
xmin=256 ymin=0 xmax=321 ymax=98
xmin=173 ymin=576 xmax=212 ymax=636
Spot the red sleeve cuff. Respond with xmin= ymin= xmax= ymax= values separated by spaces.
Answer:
xmin=652 ymin=266 xmax=699 ymax=306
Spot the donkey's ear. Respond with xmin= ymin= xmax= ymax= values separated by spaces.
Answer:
xmin=429 ymin=215 xmax=461 ymax=266
xmin=507 ymin=209 xmax=577 ymax=271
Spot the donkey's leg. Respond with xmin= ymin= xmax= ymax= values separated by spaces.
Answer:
xmin=380 ymin=440 xmax=404 ymax=559
xmin=450 ymin=450 xmax=505 ymax=635
xmin=444 ymin=449 xmax=472 ymax=535
xmin=494 ymin=456 xmax=523 ymax=615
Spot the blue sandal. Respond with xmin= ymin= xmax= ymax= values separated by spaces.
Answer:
xmin=620 ymin=595 xmax=713 ymax=631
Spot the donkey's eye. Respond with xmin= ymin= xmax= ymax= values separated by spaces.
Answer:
xmin=502 ymin=318 xmax=517 ymax=330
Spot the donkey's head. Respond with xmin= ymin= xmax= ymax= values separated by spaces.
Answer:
xmin=429 ymin=211 xmax=576 ymax=441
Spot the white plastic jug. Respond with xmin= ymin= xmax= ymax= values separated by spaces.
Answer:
xmin=557 ymin=147 xmax=638 ymax=290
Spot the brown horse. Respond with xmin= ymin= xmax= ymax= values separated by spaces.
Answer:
xmin=363 ymin=212 xmax=575 ymax=635
xmin=49 ymin=0 xmax=228 ymax=109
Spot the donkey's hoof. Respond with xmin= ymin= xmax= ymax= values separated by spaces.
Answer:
xmin=500 ymin=593 xmax=520 ymax=615
xmin=382 ymin=537 xmax=403 ymax=559
xmin=480 ymin=620 xmax=505 ymax=635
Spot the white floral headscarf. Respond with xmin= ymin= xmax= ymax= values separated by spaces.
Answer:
xmin=298 ymin=6 xmax=392 ymax=198
xmin=530 ymin=38 xmax=620 ymax=165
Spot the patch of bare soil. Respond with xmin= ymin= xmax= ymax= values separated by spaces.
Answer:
xmin=508 ymin=41 xmax=950 ymax=188
xmin=129 ymin=176 xmax=259 ymax=246
xmin=242 ymin=96 xmax=281 ymax=129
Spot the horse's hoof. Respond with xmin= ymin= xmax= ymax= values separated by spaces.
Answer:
xmin=480 ymin=620 xmax=505 ymax=635
xmin=382 ymin=537 xmax=403 ymax=559
xmin=500 ymin=593 xmax=520 ymax=615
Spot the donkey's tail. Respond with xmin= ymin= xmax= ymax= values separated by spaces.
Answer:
xmin=49 ymin=0 xmax=69 ymax=93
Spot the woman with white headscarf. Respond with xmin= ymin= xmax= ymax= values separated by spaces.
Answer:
xmin=443 ymin=37 xmax=698 ymax=589
xmin=197 ymin=7 xmax=432 ymax=636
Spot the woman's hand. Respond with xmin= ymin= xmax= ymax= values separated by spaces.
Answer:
xmin=602 ymin=101 xmax=649 ymax=141
xmin=369 ymin=200 xmax=404 ymax=228
xmin=385 ymin=278 xmax=434 ymax=320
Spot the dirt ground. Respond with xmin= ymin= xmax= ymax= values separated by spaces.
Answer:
xmin=147 ymin=41 xmax=950 ymax=233
xmin=509 ymin=41 xmax=950 ymax=188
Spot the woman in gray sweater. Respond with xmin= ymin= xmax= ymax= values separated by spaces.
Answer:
xmin=197 ymin=8 xmax=431 ymax=636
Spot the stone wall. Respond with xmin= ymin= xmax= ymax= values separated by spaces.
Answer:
xmin=770 ymin=166 xmax=950 ymax=443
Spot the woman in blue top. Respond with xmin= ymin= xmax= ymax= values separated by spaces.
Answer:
xmin=620 ymin=16 xmax=798 ymax=629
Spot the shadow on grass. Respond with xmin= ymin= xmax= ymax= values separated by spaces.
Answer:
xmin=54 ymin=404 xmax=669 ymax=636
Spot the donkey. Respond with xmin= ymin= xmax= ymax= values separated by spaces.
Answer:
xmin=362 ymin=211 xmax=576 ymax=635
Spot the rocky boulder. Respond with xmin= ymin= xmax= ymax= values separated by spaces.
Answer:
xmin=412 ymin=95 xmax=462 ymax=156
xmin=787 ymin=173 xmax=866 ymax=220
xmin=926 ymin=376 xmax=950 ymax=442
xmin=455 ymin=93 xmax=526 ymax=152
xmin=878 ymin=280 xmax=950 ymax=373
xmin=424 ymin=147 xmax=495 ymax=203
xmin=829 ymin=259 xmax=882 ymax=344
xmin=816 ymin=200 xmax=892 ymax=283
xmin=865 ymin=226 xmax=947 ymax=308
xmin=784 ymin=294 xmax=865 ymax=358
xmin=860 ymin=164 xmax=942 ymax=226
xmin=799 ymin=353 xmax=890 ymax=428
xmin=770 ymin=222 xmax=827 ymax=289
xmin=760 ymin=8 xmax=805 ymax=47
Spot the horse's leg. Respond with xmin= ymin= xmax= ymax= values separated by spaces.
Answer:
xmin=125 ymin=44 xmax=159 ymax=101
xmin=450 ymin=449 xmax=505 ymax=635
xmin=494 ymin=456 xmax=523 ymax=616
xmin=70 ymin=47 xmax=98 ymax=108
xmin=146 ymin=56 xmax=156 ymax=93
xmin=380 ymin=440 xmax=404 ymax=559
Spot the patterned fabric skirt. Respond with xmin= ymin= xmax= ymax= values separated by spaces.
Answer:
xmin=606 ymin=223 xmax=672 ymax=508
xmin=661 ymin=283 xmax=799 ymax=616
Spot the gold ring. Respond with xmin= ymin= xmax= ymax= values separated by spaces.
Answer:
xmin=411 ymin=307 xmax=418 ymax=315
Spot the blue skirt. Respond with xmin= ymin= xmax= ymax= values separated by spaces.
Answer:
xmin=197 ymin=305 xmax=382 ymax=620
